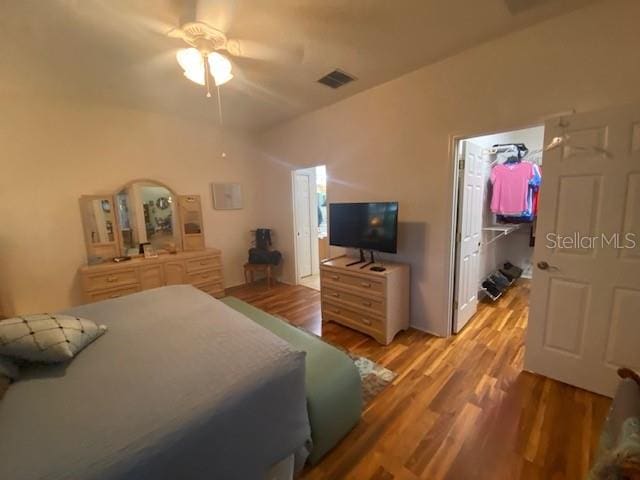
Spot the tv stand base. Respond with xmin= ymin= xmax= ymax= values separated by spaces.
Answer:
xmin=346 ymin=249 xmax=366 ymax=267
xmin=359 ymin=250 xmax=376 ymax=269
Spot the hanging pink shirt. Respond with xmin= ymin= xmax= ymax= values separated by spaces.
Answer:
xmin=490 ymin=162 xmax=535 ymax=215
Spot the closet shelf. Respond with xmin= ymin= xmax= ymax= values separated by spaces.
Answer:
xmin=482 ymin=225 xmax=521 ymax=246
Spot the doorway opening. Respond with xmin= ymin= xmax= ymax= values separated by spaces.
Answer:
xmin=292 ymin=165 xmax=327 ymax=291
xmin=451 ymin=125 xmax=545 ymax=333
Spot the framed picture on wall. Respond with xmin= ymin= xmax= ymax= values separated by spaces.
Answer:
xmin=211 ymin=183 xmax=243 ymax=210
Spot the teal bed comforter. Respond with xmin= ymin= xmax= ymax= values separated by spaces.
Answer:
xmin=221 ymin=297 xmax=362 ymax=464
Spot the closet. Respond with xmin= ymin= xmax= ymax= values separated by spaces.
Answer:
xmin=453 ymin=125 xmax=544 ymax=333
xmin=481 ymin=140 xmax=542 ymax=299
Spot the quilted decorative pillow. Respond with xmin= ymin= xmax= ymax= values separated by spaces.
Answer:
xmin=0 ymin=314 xmax=107 ymax=363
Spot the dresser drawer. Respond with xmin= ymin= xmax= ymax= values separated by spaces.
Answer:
xmin=321 ymin=269 xmax=385 ymax=295
xmin=84 ymin=269 xmax=138 ymax=292
xmin=322 ymin=286 xmax=386 ymax=316
xmin=322 ymin=299 xmax=384 ymax=333
xmin=187 ymin=268 xmax=223 ymax=286
xmin=88 ymin=285 xmax=140 ymax=302
xmin=185 ymin=255 xmax=221 ymax=273
xmin=164 ymin=261 xmax=187 ymax=285
xmin=139 ymin=265 xmax=164 ymax=290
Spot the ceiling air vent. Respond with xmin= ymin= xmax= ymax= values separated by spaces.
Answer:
xmin=317 ymin=69 xmax=356 ymax=89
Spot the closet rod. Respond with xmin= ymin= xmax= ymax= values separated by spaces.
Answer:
xmin=483 ymin=145 xmax=519 ymax=155
xmin=482 ymin=225 xmax=521 ymax=247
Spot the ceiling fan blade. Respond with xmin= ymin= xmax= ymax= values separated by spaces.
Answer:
xmin=122 ymin=0 xmax=198 ymax=36
xmin=195 ymin=0 xmax=236 ymax=33
xmin=129 ymin=15 xmax=178 ymax=36
xmin=225 ymin=39 xmax=304 ymax=65
xmin=56 ymin=1 xmax=176 ymax=35
xmin=167 ymin=27 xmax=187 ymax=39
xmin=171 ymin=0 xmax=198 ymax=24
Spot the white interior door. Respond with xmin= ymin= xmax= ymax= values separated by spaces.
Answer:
xmin=454 ymin=141 xmax=485 ymax=333
xmin=294 ymin=173 xmax=313 ymax=278
xmin=525 ymin=103 xmax=640 ymax=396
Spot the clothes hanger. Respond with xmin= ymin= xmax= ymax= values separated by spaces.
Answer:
xmin=487 ymin=144 xmax=523 ymax=166
xmin=530 ymin=118 xmax=614 ymax=159
xmin=485 ymin=115 xmax=614 ymax=167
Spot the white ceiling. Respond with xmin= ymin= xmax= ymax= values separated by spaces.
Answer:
xmin=2 ymin=0 xmax=598 ymax=131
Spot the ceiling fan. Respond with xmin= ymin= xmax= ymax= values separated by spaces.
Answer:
xmin=151 ymin=0 xmax=303 ymax=99
xmin=62 ymin=0 xmax=304 ymax=100
xmin=168 ymin=21 xmax=238 ymax=97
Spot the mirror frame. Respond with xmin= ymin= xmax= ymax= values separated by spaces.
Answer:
xmin=79 ymin=194 xmax=122 ymax=261
xmin=113 ymin=179 xmax=183 ymax=257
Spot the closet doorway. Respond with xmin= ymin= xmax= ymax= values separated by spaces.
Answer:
xmin=292 ymin=165 xmax=327 ymax=291
xmin=451 ymin=125 xmax=545 ymax=333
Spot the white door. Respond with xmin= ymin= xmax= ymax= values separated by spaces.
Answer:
xmin=454 ymin=141 xmax=485 ymax=333
xmin=525 ymin=103 xmax=640 ymax=396
xmin=294 ymin=173 xmax=313 ymax=278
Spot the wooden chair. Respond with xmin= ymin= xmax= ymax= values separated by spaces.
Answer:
xmin=244 ymin=263 xmax=272 ymax=289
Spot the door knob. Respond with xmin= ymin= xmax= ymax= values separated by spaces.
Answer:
xmin=537 ymin=261 xmax=558 ymax=271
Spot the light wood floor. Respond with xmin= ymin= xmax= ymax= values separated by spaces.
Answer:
xmin=227 ymin=279 xmax=611 ymax=480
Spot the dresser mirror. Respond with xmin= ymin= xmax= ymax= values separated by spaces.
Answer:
xmin=79 ymin=195 xmax=119 ymax=262
xmin=80 ymin=180 xmax=205 ymax=264
xmin=115 ymin=181 xmax=180 ymax=256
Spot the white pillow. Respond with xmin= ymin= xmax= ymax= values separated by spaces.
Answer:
xmin=0 ymin=314 xmax=107 ymax=363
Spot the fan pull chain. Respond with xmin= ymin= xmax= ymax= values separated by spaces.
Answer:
xmin=216 ymin=84 xmax=224 ymax=127
xmin=203 ymin=53 xmax=212 ymax=98
xmin=216 ymin=84 xmax=226 ymax=158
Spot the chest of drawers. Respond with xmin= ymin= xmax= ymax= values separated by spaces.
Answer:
xmin=320 ymin=256 xmax=410 ymax=345
xmin=79 ymin=249 xmax=225 ymax=303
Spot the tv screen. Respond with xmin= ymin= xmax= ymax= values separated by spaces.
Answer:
xmin=329 ymin=202 xmax=399 ymax=253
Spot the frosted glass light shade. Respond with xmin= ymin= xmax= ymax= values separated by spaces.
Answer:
xmin=208 ymin=52 xmax=233 ymax=86
xmin=176 ymin=48 xmax=233 ymax=87
xmin=176 ymin=48 xmax=205 ymax=85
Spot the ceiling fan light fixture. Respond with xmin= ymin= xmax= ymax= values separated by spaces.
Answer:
xmin=183 ymin=66 xmax=206 ymax=85
xmin=213 ymin=71 xmax=233 ymax=86
xmin=208 ymin=52 xmax=233 ymax=86
xmin=176 ymin=48 xmax=233 ymax=87
xmin=176 ymin=47 xmax=206 ymax=85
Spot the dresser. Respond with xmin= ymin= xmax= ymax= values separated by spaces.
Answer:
xmin=79 ymin=248 xmax=225 ymax=303
xmin=320 ymin=256 xmax=410 ymax=345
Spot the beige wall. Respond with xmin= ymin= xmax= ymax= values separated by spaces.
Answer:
xmin=257 ymin=0 xmax=640 ymax=336
xmin=0 ymin=98 xmax=261 ymax=316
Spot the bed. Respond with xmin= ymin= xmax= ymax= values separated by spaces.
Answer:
xmin=221 ymin=297 xmax=362 ymax=464
xmin=0 ymin=285 xmax=311 ymax=480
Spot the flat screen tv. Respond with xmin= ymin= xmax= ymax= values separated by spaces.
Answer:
xmin=329 ymin=202 xmax=399 ymax=253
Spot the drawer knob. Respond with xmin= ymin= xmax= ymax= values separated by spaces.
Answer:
xmin=106 ymin=276 xmax=118 ymax=283
xmin=361 ymin=318 xmax=372 ymax=326
xmin=361 ymin=282 xmax=371 ymax=288
xmin=332 ymin=308 xmax=341 ymax=314
xmin=109 ymin=294 xmax=121 ymax=299
xmin=332 ymin=292 xmax=340 ymax=298
xmin=362 ymin=301 xmax=372 ymax=307
xmin=331 ymin=275 xmax=340 ymax=280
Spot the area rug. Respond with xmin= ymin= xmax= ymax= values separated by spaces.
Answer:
xmin=349 ymin=354 xmax=396 ymax=407
xmin=279 ymin=318 xmax=396 ymax=407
